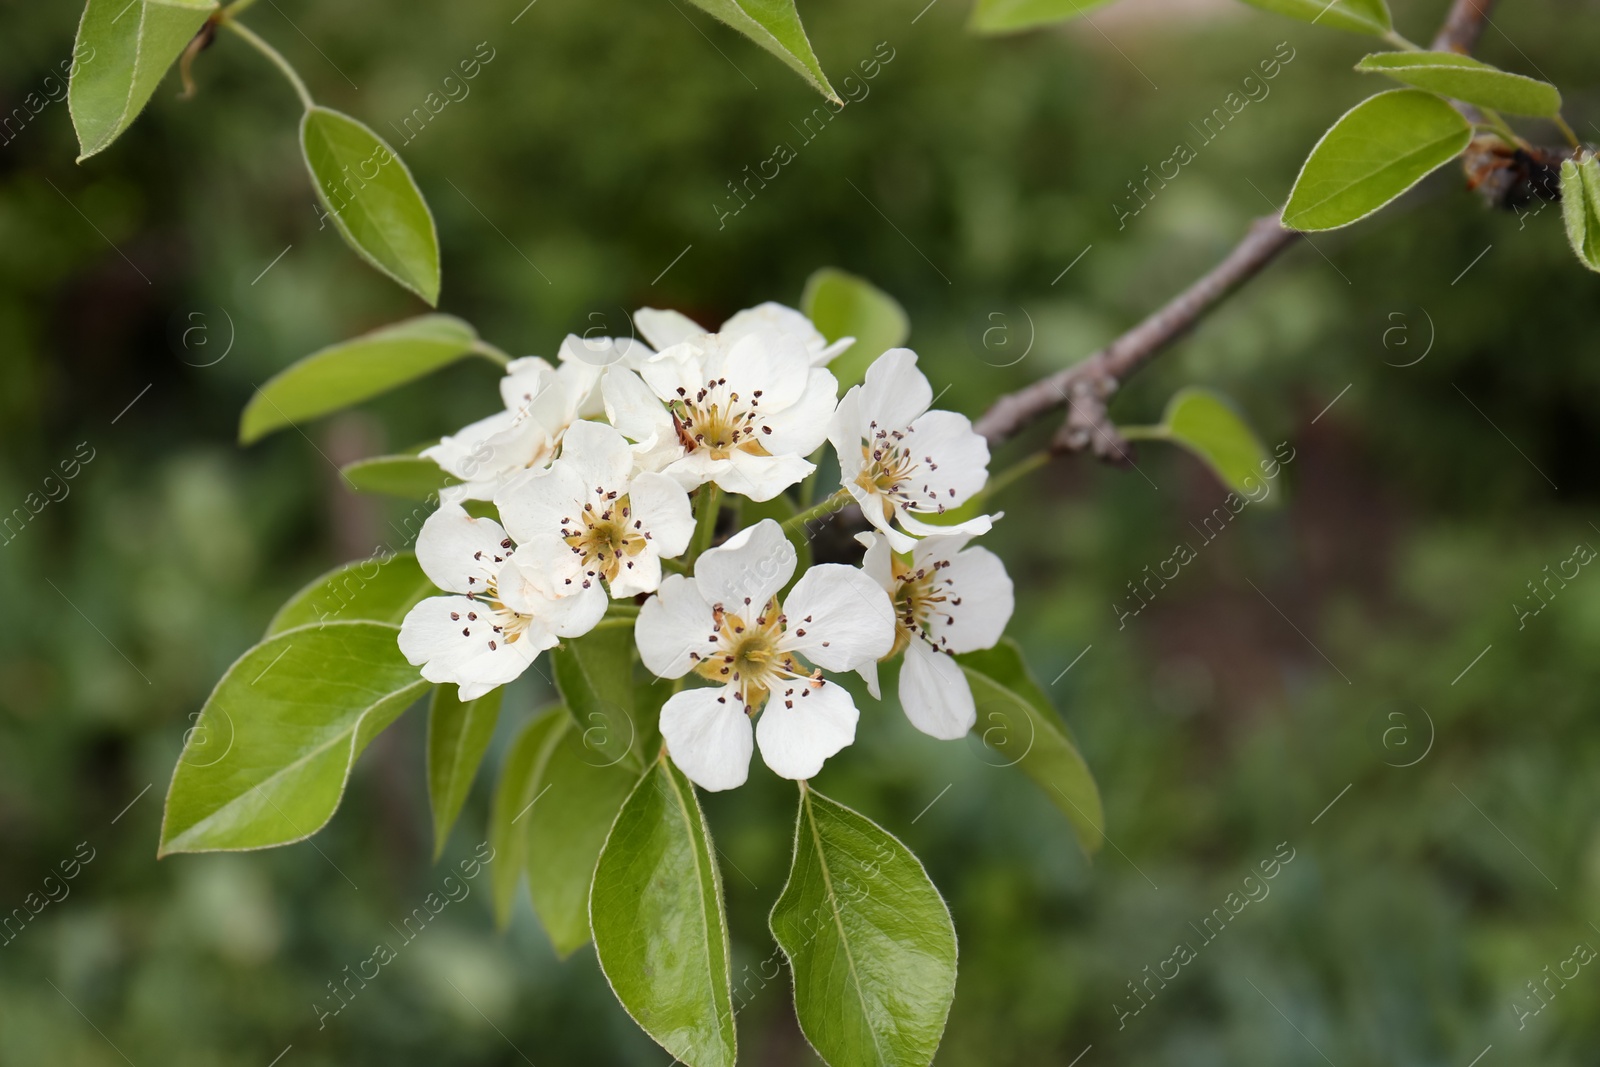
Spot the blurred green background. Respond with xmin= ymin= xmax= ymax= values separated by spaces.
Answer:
xmin=4 ymin=0 xmax=1600 ymax=1062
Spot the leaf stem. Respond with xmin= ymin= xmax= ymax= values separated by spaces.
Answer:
xmin=975 ymin=450 xmax=1050 ymax=503
xmin=686 ymin=484 xmax=722 ymax=567
xmin=220 ymin=0 xmax=262 ymax=16
xmin=222 ymin=19 xmax=314 ymax=112
xmin=1381 ymin=30 xmax=1425 ymax=52
xmin=470 ymin=339 xmax=513 ymax=367
xmin=1554 ymin=113 xmax=1582 ymax=150
xmin=783 ymin=488 xmax=851 ymax=531
xmin=1478 ymin=108 xmax=1528 ymax=150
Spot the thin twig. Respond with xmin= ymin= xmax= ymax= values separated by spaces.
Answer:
xmin=1432 ymin=0 xmax=1496 ymax=53
xmin=972 ymin=216 xmax=1298 ymax=451
xmin=969 ymin=0 xmax=1503 ymax=458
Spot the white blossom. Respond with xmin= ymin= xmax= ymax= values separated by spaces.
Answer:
xmin=829 ymin=347 xmax=996 ymax=553
xmin=855 ymin=531 xmax=1014 ymax=740
xmin=603 ymin=328 xmax=839 ymax=502
xmin=635 ymin=519 xmax=894 ymax=790
xmin=495 ymin=420 xmax=695 ymax=601
xmin=423 ymin=352 xmax=604 ymax=504
xmin=398 ymin=504 xmax=606 ymax=700
xmin=634 ymin=301 xmax=852 ymax=367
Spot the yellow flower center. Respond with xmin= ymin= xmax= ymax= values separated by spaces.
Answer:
xmin=669 ymin=378 xmax=773 ymax=461
xmin=889 ymin=555 xmax=958 ymax=655
xmin=561 ymin=494 xmax=648 ymax=587
xmin=691 ymin=596 xmax=818 ymax=713
xmin=460 ymin=548 xmax=531 ymax=651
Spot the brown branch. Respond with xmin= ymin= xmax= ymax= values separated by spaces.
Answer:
xmin=1432 ymin=0 xmax=1496 ymax=52
xmin=973 ymin=216 xmax=1297 ymax=452
xmin=971 ymin=0 xmax=1502 ymax=457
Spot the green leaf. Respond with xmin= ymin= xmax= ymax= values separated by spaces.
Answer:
xmin=1122 ymin=388 xmax=1278 ymax=503
xmin=969 ymin=0 xmax=1118 ymax=34
xmin=958 ymin=638 xmax=1103 ymax=857
xmin=1560 ymin=155 xmax=1600 ymax=273
xmin=239 ymin=314 xmax=479 ymax=444
xmin=550 ymin=619 xmax=649 ymax=774
xmin=1283 ymin=89 xmax=1472 ymax=232
xmin=683 ymin=0 xmax=836 ymax=102
xmin=427 ymin=684 xmax=503 ymax=859
xmin=800 ymin=268 xmax=910 ymax=392
xmin=770 ymin=785 xmax=958 ymax=1067
xmin=522 ymin=720 xmax=639 ymax=957
xmin=301 ymin=106 xmax=442 ymax=304
xmin=1356 ymin=52 xmax=1562 ymax=117
xmin=159 ymin=622 xmax=427 ymax=855
xmin=69 ymin=0 xmax=218 ymax=161
xmin=591 ymin=756 xmax=736 ymax=1067
xmin=488 ymin=708 xmax=567 ymax=928
xmin=1235 ymin=0 xmax=1391 ymax=37
xmin=265 ymin=552 xmax=434 ymax=637
xmin=341 ymin=454 xmax=458 ymax=500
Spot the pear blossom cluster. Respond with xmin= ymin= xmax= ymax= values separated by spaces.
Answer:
xmin=398 ymin=301 xmax=1016 ymax=790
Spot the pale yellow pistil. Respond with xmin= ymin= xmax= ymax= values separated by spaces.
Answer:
xmin=561 ymin=494 xmax=648 ymax=587
xmin=669 ymin=378 xmax=773 ymax=461
xmin=857 ymin=426 xmax=948 ymax=520
xmin=690 ymin=597 xmax=822 ymax=714
xmin=459 ymin=562 xmax=530 ymax=652
xmin=889 ymin=555 xmax=960 ymax=655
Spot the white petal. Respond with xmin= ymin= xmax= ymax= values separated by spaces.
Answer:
xmin=607 ymin=548 xmax=661 ymax=599
xmin=910 ymin=530 xmax=973 ymax=565
xmin=614 ymin=337 xmax=659 ymax=371
xmin=755 ymin=678 xmax=858 ymax=780
xmin=719 ymin=303 xmax=852 ymax=367
xmin=498 ymin=357 xmax=556 ymax=412
xmin=660 ymin=686 xmax=754 ymax=791
xmin=494 ymin=462 xmax=585 ymax=556
xmin=423 ymin=408 xmax=549 ymax=495
xmin=559 ymin=332 xmax=640 ymax=371
xmin=639 ymin=341 xmax=710 ymax=405
xmin=843 ymin=480 xmax=900 ymax=549
xmin=558 ymin=419 xmax=635 ymax=493
xmin=499 ymin=556 xmax=609 ymax=638
xmin=660 ymin=451 xmax=724 ymax=494
xmin=897 ymin=409 xmax=990 ymax=512
xmin=422 ymin=408 xmax=512 ymax=477
xmin=634 ymin=307 xmax=708 ymax=352
xmin=720 ymin=301 xmax=823 ymax=348
xmin=899 ymin=640 xmax=976 ymax=740
xmin=721 ymin=332 xmax=809 ymax=415
xmin=780 ymin=564 xmax=895 ymax=671
xmin=694 ymin=519 xmax=795 ymax=611
xmin=602 ymin=367 xmax=676 ymax=448
xmin=856 ymin=657 xmax=882 ymax=701
xmin=896 ymin=509 xmax=995 ymax=548
xmin=635 ymin=573 xmax=718 ymax=678
xmin=859 ymin=348 xmax=932 ymax=433
xmin=816 ymin=336 xmax=855 ymax=365
xmin=553 ymin=353 xmax=607 ymax=419
xmin=918 ymin=542 xmax=1014 ymax=654
xmin=855 ymin=531 xmax=895 ymax=595
xmin=759 ymin=367 xmax=839 ymax=458
xmin=827 ymin=386 xmax=867 ymax=482
xmin=398 ymin=594 xmax=549 ymax=700
xmin=712 ymin=451 xmax=814 ymax=503
xmin=414 ymin=504 xmax=514 ymax=595
xmin=628 ymin=471 xmax=695 ymax=560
